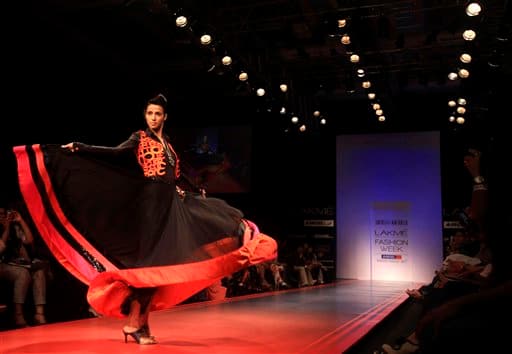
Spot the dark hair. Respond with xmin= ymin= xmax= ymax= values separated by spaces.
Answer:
xmin=146 ymin=93 xmax=167 ymax=114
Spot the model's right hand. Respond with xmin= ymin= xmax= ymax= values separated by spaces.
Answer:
xmin=61 ymin=142 xmax=78 ymax=152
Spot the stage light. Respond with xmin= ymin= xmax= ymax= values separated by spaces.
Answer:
xmin=460 ymin=53 xmax=472 ymax=63
xmin=175 ymin=16 xmax=188 ymax=28
xmin=350 ymin=54 xmax=360 ymax=63
xmin=362 ymin=81 xmax=371 ymax=89
xmin=291 ymin=116 xmax=299 ymax=123
xmin=456 ymin=117 xmax=465 ymax=124
xmin=448 ymin=100 xmax=456 ymax=107
xmin=378 ymin=116 xmax=386 ymax=122
xmin=463 ymin=29 xmax=476 ymax=41
xmin=458 ymin=68 xmax=470 ymax=78
xmin=256 ymin=88 xmax=265 ymax=96
xmin=238 ymin=72 xmax=248 ymax=81
xmin=448 ymin=72 xmax=458 ymax=80
xmin=200 ymin=34 xmax=212 ymax=45
xmin=313 ymin=110 xmax=321 ymax=117
xmin=368 ymin=93 xmax=376 ymax=100
xmin=458 ymin=98 xmax=467 ymax=105
xmin=465 ymin=2 xmax=482 ymax=17
xmin=221 ymin=56 xmax=232 ymax=66
xmin=341 ymin=35 xmax=351 ymax=45
xmin=280 ymin=84 xmax=288 ymax=93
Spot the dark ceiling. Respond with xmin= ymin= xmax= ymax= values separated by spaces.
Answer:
xmin=3 ymin=0 xmax=511 ymax=139
xmin=1 ymin=0 xmax=510 ymax=210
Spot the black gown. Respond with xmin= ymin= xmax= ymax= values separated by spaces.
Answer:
xmin=13 ymin=129 xmax=277 ymax=317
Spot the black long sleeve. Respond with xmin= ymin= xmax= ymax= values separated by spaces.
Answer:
xmin=74 ymin=132 xmax=139 ymax=156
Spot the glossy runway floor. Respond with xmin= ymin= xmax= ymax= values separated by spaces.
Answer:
xmin=0 ymin=279 xmax=414 ymax=354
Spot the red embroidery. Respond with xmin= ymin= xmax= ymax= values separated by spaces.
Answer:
xmin=138 ymin=132 xmax=166 ymax=177
xmin=137 ymin=131 xmax=180 ymax=179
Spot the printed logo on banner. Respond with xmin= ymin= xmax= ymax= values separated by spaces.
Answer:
xmin=370 ymin=201 xmax=411 ymax=281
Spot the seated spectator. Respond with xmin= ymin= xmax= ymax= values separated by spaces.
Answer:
xmin=291 ymin=245 xmax=314 ymax=287
xmin=304 ymin=244 xmax=326 ymax=285
xmin=268 ymin=261 xmax=290 ymax=290
xmin=0 ymin=205 xmax=48 ymax=327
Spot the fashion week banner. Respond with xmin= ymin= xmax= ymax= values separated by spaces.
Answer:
xmin=336 ymin=131 xmax=443 ymax=283
xmin=370 ymin=201 xmax=411 ymax=281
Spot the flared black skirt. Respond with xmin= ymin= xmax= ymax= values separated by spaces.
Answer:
xmin=13 ymin=144 xmax=277 ymax=317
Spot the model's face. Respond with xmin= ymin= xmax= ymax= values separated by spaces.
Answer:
xmin=145 ymin=104 xmax=166 ymax=131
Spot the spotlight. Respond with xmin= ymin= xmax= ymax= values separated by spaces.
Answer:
xmin=463 ymin=29 xmax=476 ymax=41
xmin=238 ymin=72 xmax=248 ymax=81
xmin=256 ymin=88 xmax=265 ymax=97
xmin=175 ymin=16 xmax=188 ymax=28
xmin=341 ymin=34 xmax=351 ymax=45
xmin=459 ymin=53 xmax=472 ymax=63
xmin=458 ymin=68 xmax=470 ymax=78
xmin=350 ymin=54 xmax=360 ymax=63
xmin=448 ymin=72 xmax=458 ymax=80
xmin=221 ymin=56 xmax=232 ymax=66
xmin=200 ymin=34 xmax=212 ymax=45
xmin=465 ymin=2 xmax=482 ymax=17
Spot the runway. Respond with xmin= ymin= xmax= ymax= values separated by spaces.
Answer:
xmin=0 ymin=279 xmax=413 ymax=354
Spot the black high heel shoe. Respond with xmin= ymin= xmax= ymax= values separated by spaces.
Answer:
xmin=122 ymin=327 xmax=157 ymax=345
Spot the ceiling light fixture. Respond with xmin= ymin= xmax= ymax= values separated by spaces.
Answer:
xmin=238 ymin=72 xmax=248 ymax=81
xmin=221 ymin=56 xmax=232 ymax=66
xmin=175 ymin=16 xmax=188 ymax=28
xmin=465 ymin=2 xmax=482 ymax=17
xmin=463 ymin=29 xmax=476 ymax=41
xmin=200 ymin=34 xmax=212 ymax=45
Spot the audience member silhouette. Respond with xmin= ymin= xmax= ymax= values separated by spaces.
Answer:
xmin=0 ymin=204 xmax=48 ymax=327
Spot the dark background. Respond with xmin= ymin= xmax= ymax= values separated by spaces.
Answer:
xmin=2 ymin=1 xmax=509 ymax=210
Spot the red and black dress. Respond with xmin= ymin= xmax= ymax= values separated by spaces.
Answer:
xmin=13 ymin=129 xmax=277 ymax=317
